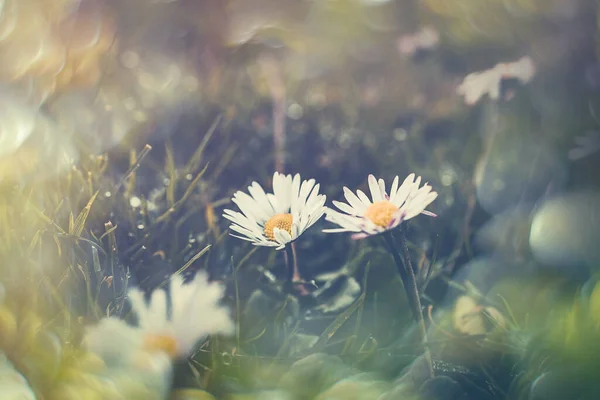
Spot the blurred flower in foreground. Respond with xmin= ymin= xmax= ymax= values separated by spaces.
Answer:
xmin=74 ymin=318 xmax=172 ymax=399
xmin=223 ymin=172 xmax=327 ymax=250
xmin=0 ymin=352 xmax=36 ymax=399
xmin=457 ymin=56 xmax=536 ymax=105
xmin=86 ymin=272 xmax=233 ymax=359
xmin=127 ymin=272 xmax=234 ymax=359
xmin=323 ymin=173 xmax=437 ymax=239
xmin=81 ymin=272 xmax=233 ymax=398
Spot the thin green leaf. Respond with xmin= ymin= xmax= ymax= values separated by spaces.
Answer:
xmin=310 ymin=292 xmax=366 ymax=353
xmin=165 ymin=142 xmax=177 ymax=207
xmin=159 ymin=245 xmax=212 ymax=289
xmin=73 ymin=191 xmax=99 ymax=237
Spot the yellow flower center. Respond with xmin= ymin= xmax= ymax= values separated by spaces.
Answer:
xmin=264 ymin=213 xmax=293 ymax=241
xmin=143 ymin=334 xmax=178 ymax=358
xmin=364 ymin=200 xmax=398 ymax=228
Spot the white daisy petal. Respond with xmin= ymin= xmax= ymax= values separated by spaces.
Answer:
xmin=297 ymin=209 xmax=314 ymax=235
xmin=324 ymin=209 xmax=363 ymax=232
xmin=233 ymin=192 xmax=268 ymax=223
xmin=403 ymin=188 xmax=438 ymax=220
xmin=229 ymin=224 xmax=264 ymax=241
xmin=273 ymin=172 xmax=293 ymax=213
xmin=368 ymin=174 xmax=382 ymax=202
xmin=323 ymin=227 xmax=356 ymax=233
xmin=222 ymin=208 xmax=241 ymax=218
xmin=271 ymin=173 xmax=282 ymax=207
xmin=378 ymin=178 xmax=386 ymax=199
xmin=392 ymin=173 xmax=416 ymax=206
xmin=289 ymin=174 xmax=302 ymax=215
xmin=389 ymin=176 xmax=399 ymax=200
xmin=308 ymin=193 xmax=327 ymax=214
xmin=253 ymin=240 xmax=280 ymax=248
xmin=407 ymin=183 xmax=431 ymax=203
xmin=343 ymin=187 xmax=368 ymax=213
xmin=413 ymin=176 xmax=422 ymax=190
xmin=296 ymin=216 xmax=309 ymax=236
xmin=406 ymin=186 xmax=434 ymax=208
xmin=359 ymin=218 xmax=383 ymax=235
xmin=295 ymin=178 xmax=316 ymax=215
xmin=128 ymin=289 xmax=150 ymax=327
xmin=405 ymin=192 xmax=437 ymax=219
xmin=223 ymin=210 xmax=263 ymax=236
xmin=302 ymin=200 xmax=325 ymax=227
xmin=248 ymin=182 xmax=274 ymax=217
xmin=403 ymin=192 xmax=427 ymax=211
xmin=291 ymin=222 xmax=300 ymax=240
xmin=304 ymin=183 xmax=321 ymax=210
xmin=301 ymin=203 xmax=326 ymax=234
xmin=333 ymin=200 xmax=357 ymax=215
xmin=388 ymin=208 xmax=407 ymax=230
xmin=355 ymin=190 xmax=372 ymax=207
xmin=224 ymin=219 xmax=256 ymax=237
xmin=230 ymin=233 xmax=262 ymax=243
xmin=223 ymin=208 xmax=258 ymax=226
xmin=267 ymin=193 xmax=280 ymax=213
xmin=274 ymin=228 xmax=292 ymax=245
xmin=323 ymin=223 xmax=362 ymax=233
xmin=306 ymin=206 xmax=326 ymax=229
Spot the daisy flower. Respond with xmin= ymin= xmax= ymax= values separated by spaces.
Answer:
xmin=323 ymin=173 xmax=437 ymax=239
xmin=82 ymin=318 xmax=174 ymax=399
xmin=457 ymin=56 xmax=535 ymax=105
xmin=126 ymin=271 xmax=234 ymax=359
xmin=223 ymin=171 xmax=327 ymax=250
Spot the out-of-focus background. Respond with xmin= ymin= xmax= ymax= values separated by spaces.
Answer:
xmin=0 ymin=0 xmax=600 ymax=399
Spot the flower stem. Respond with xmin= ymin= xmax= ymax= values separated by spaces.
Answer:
xmin=383 ymin=229 xmax=434 ymax=378
xmin=284 ymin=243 xmax=310 ymax=295
xmin=284 ymin=243 xmax=298 ymax=282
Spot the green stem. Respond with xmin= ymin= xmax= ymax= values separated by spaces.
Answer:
xmin=284 ymin=243 xmax=297 ymax=282
xmin=285 ymin=243 xmax=310 ymax=294
xmin=383 ymin=228 xmax=434 ymax=378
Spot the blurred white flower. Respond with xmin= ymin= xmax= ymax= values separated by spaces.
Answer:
xmin=323 ymin=173 xmax=437 ymax=239
xmin=83 ymin=317 xmax=145 ymax=366
xmin=457 ymin=56 xmax=536 ymax=105
xmin=82 ymin=318 xmax=173 ymax=399
xmin=127 ymin=272 xmax=234 ymax=358
xmin=0 ymin=352 xmax=36 ymax=400
xmin=223 ymin=171 xmax=327 ymax=250
xmin=397 ymin=26 xmax=439 ymax=56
